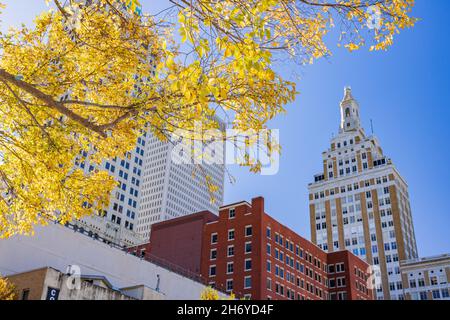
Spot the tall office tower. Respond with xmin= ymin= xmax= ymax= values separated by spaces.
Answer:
xmin=308 ymin=87 xmax=418 ymax=300
xmin=75 ymin=129 xmax=225 ymax=246
xmin=135 ymin=131 xmax=226 ymax=240
xmin=74 ymin=132 xmax=151 ymax=247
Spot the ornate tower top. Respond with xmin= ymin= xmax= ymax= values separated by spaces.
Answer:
xmin=340 ymin=87 xmax=361 ymax=133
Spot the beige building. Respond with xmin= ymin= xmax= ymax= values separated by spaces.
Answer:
xmin=308 ymin=87 xmax=418 ymax=300
xmin=7 ymin=267 xmax=165 ymax=300
xmin=400 ymin=254 xmax=450 ymax=300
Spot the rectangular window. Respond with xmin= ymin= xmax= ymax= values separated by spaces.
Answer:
xmin=244 ymin=276 xmax=252 ymax=289
xmin=211 ymin=233 xmax=218 ymax=244
xmin=245 ymin=242 xmax=252 ymax=254
xmin=210 ymin=249 xmax=217 ymax=260
xmin=209 ymin=265 xmax=216 ymax=277
xmin=266 ymin=278 xmax=272 ymax=290
xmin=226 ymin=279 xmax=233 ymax=292
xmin=228 ymin=245 xmax=234 ymax=257
xmin=328 ymin=264 xmax=335 ymax=274
xmin=336 ymin=263 xmax=345 ymax=273
xmin=228 ymin=229 xmax=235 ymax=241
xmin=229 ymin=208 xmax=236 ymax=219
xmin=245 ymin=259 xmax=252 ymax=271
xmin=21 ymin=289 xmax=30 ymax=300
xmin=227 ymin=262 xmax=234 ymax=274
xmin=245 ymin=225 xmax=253 ymax=237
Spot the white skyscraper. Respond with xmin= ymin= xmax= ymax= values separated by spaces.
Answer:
xmin=75 ymin=129 xmax=225 ymax=246
xmin=308 ymin=88 xmax=418 ymax=300
xmin=74 ymin=131 xmax=150 ymax=247
xmin=135 ymin=132 xmax=225 ymax=240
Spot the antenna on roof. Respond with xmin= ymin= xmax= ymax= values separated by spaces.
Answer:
xmin=370 ymin=119 xmax=374 ymax=135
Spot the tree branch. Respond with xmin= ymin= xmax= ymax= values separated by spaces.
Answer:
xmin=0 ymin=69 xmax=107 ymax=137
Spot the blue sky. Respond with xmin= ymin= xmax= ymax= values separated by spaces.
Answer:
xmin=2 ymin=1 xmax=449 ymax=257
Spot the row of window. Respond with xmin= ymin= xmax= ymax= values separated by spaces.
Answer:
xmin=268 ymin=278 xmax=327 ymax=300
xmin=210 ymin=242 xmax=252 ymax=260
xmin=220 ymin=276 xmax=252 ymax=292
xmin=210 ymin=225 xmax=253 ymax=244
xmin=266 ymin=227 xmax=326 ymax=271
xmin=313 ymin=175 xmax=390 ymax=200
xmin=209 ymin=259 xmax=253 ymax=277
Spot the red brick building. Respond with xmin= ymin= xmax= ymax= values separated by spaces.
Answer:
xmin=327 ymin=251 xmax=372 ymax=300
xmin=132 ymin=197 xmax=373 ymax=300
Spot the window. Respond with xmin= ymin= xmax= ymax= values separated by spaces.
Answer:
xmin=328 ymin=264 xmax=335 ymax=273
xmin=245 ymin=242 xmax=252 ymax=254
xmin=267 ymin=243 xmax=271 ymax=255
xmin=228 ymin=229 xmax=235 ymax=241
xmin=226 ymin=279 xmax=233 ymax=292
xmin=229 ymin=208 xmax=236 ymax=219
xmin=210 ymin=249 xmax=217 ymax=260
xmin=329 ymin=279 xmax=336 ymax=288
xmin=418 ymin=278 xmax=425 ymax=287
xmin=337 ymin=277 xmax=346 ymax=287
xmin=266 ymin=227 xmax=271 ymax=239
xmin=266 ymin=278 xmax=272 ymax=291
xmin=267 ymin=260 xmax=272 ymax=272
xmin=244 ymin=276 xmax=252 ymax=289
xmin=432 ymin=290 xmax=441 ymax=299
xmin=211 ymin=233 xmax=218 ymax=244
xmin=227 ymin=262 xmax=234 ymax=274
xmin=245 ymin=225 xmax=253 ymax=237
xmin=336 ymin=263 xmax=345 ymax=273
xmin=228 ymin=245 xmax=235 ymax=257
xmin=419 ymin=291 xmax=427 ymax=300
xmin=209 ymin=265 xmax=216 ymax=277
xmin=245 ymin=259 xmax=252 ymax=271
xmin=21 ymin=289 xmax=30 ymax=300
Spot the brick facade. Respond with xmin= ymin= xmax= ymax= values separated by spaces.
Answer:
xmin=132 ymin=197 xmax=373 ymax=300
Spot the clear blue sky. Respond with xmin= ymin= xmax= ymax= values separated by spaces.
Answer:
xmin=2 ymin=1 xmax=449 ymax=257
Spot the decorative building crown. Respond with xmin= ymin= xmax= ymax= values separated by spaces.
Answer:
xmin=339 ymin=86 xmax=361 ymax=132
xmin=343 ymin=86 xmax=354 ymax=102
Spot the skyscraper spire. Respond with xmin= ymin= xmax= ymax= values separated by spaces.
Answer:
xmin=343 ymin=86 xmax=354 ymax=101
xmin=339 ymin=86 xmax=361 ymax=132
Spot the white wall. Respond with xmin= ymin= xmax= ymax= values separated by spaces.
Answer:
xmin=0 ymin=223 xmax=220 ymax=300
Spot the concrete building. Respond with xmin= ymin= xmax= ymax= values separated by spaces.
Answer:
xmin=135 ymin=130 xmax=225 ymax=241
xmin=132 ymin=197 xmax=373 ymax=300
xmin=400 ymin=254 xmax=450 ymax=300
xmin=74 ymin=133 xmax=150 ymax=247
xmin=7 ymin=267 xmax=164 ymax=300
xmin=0 ymin=222 xmax=227 ymax=300
xmin=308 ymin=87 xmax=418 ymax=300
xmin=75 ymin=128 xmax=225 ymax=246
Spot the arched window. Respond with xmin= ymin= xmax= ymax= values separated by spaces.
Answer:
xmin=345 ymin=108 xmax=351 ymax=117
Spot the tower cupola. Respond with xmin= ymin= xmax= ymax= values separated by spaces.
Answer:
xmin=340 ymin=87 xmax=361 ymax=132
